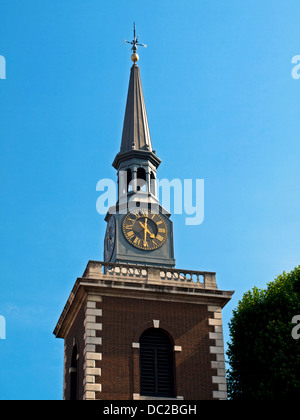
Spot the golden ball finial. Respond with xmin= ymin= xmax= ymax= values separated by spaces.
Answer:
xmin=131 ymin=52 xmax=139 ymax=63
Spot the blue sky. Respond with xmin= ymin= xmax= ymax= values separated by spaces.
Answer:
xmin=0 ymin=0 xmax=300 ymax=399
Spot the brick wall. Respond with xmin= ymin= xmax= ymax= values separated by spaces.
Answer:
xmin=63 ymin=292 xmax=225 ymax=400
xmin=100 ymin=295 xmax=218 ymax=400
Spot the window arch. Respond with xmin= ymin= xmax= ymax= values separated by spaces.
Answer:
xmin=139 ymin=328 xmax=175 ymax=398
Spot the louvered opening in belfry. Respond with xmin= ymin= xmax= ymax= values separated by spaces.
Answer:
xmin=137 ymin=167 xmax=147 ymax=191
xmin=139 ymin=328 xmax=175 ymax=398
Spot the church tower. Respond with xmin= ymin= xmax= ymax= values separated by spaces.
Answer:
xmin=54 ymin=27 xmax=233 ymax=400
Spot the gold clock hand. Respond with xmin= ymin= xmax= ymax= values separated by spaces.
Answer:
xmin=145 ymin=218 xmax=156 ymax=238
xmin=143 ymin=219 xmax=147 ymax=247
xmin=139 ymin=221 xmax=146 ymax=229
xmin=140 ymin=218 xmax=155 ymax=245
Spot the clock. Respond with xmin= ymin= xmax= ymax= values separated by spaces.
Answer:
xmin=104 ymin=216 xmax=116 ymax=261
xmin=122 ymin=210 xmax=168 ymax=251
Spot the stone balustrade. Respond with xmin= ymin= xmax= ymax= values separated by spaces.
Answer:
xmin=83 ymin=261 xmax=217 ymax=290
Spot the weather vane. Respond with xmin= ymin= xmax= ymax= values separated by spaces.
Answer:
xmin=124 ymin=23 xmax=147 ymax=63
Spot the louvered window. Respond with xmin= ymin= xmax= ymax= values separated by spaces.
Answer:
xmin=139 ymin=328 xmax=175 ymax=397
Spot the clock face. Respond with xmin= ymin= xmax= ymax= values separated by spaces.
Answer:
xmin=104 ymin=216 xmax=116 ymax=261
xmin=122 ymin=210 xmax=168 ymax=251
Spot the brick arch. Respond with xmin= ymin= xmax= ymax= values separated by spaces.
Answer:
xmin=132 ymin=319 xmax=177 ymax=345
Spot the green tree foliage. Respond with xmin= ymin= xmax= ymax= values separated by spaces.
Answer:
xmin=227 ymin=266 xmax=300 ymax=399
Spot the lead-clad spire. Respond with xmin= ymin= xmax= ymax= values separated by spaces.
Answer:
xmin=113 ymin=24 xmax=160 ymax=171
xmin=120 ymin=63 xmax=152 ymax=153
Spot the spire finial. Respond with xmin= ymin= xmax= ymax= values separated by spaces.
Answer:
xmin=124 ymin=23 xmax=147 ymax=63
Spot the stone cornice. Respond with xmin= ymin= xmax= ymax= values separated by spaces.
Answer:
xmin=53 ymin=261 xmax=234 ymax=339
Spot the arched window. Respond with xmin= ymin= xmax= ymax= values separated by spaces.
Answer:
xmin=127 ymin=169 xmax=133 ymax=192
xmin=137 ymin=167 xmax=147 ymax=192
xmin=70 ymin=343 xmax=78 ymax=400
xmin=150 ymin=171 xmax=156 ymax=195
xmin=139 ymin=328 xmax=175 ymax=398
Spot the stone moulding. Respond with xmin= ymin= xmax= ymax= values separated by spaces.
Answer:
xmin=53 ymin=260 xmax=234 ymax=339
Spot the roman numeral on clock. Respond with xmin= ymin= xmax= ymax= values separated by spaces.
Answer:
xmin=133 ymin=237 xmax=141 ymax=246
